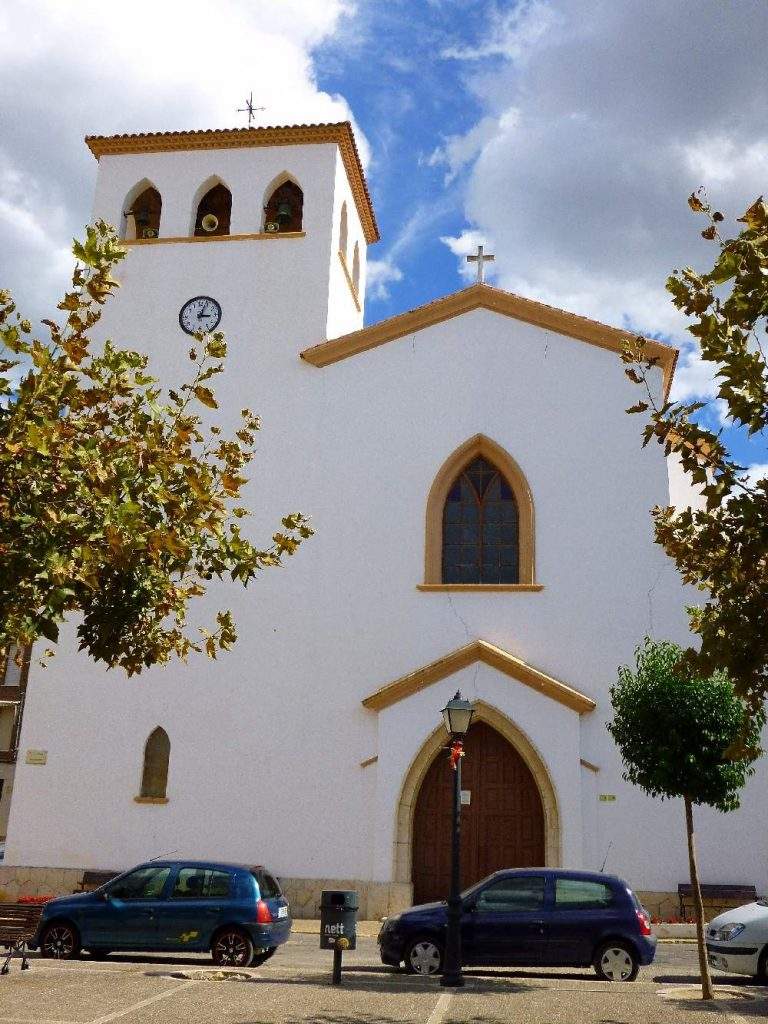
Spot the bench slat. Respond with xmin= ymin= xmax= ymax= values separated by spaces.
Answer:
xmin=677 ymin=883 xmax=757 ymax=918
xmin=0 ymin=904 xmax=42 ymax=944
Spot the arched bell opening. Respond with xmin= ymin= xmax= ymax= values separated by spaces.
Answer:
xmin=122 ymin=181 xmax=162 ymax=240
xmin=193 ymin=179 xmax=232 ymax=237
xmin=262 ymin=176 xmax=304 ymax=234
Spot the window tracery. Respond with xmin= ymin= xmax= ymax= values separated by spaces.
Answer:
xmin=442 ymin=456 xmax=520 ymax=584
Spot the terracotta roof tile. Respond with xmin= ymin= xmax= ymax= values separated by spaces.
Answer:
xmin=85 ymin=122 xmax=379 ymax=244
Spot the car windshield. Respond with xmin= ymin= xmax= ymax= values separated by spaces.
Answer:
xmin=460 ymin=874 xmax=498 ymax=900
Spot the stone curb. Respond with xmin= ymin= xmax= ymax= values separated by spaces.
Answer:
xmin=653 ymin=923 xmax=697 ymax=939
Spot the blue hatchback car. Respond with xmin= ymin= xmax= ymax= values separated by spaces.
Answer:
xmin=31 ymin=860 xmax=291 ymax=967
xmin=378 ymin=869 xmax=655 ymax=981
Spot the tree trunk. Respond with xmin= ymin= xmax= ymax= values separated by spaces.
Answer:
xmin=684 ymin=794 xmax=714 ymax=1000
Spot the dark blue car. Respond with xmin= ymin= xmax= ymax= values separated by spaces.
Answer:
xmin=31 ymin=860 xmax=291 ymax=967
xmin=378 ymin=869 xmax=655 ymax=981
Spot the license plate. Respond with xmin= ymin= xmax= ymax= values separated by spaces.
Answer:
xmin=277 ymin=905 xmax=288 ymax=919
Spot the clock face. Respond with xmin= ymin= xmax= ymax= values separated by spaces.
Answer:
xmin=179 ymin=295 xmax=222 ymax=335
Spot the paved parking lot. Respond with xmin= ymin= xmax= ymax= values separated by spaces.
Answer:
xmin=0 ymin=936 xmax=764 ymax=1024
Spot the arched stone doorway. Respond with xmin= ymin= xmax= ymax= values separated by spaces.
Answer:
xmin=404 ymin=709 xmax=555 ymax=905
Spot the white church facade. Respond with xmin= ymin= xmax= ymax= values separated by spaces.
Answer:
xmin=2 ymin=123 xmax=766 ymax=917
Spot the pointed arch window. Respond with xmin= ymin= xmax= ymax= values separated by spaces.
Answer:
xmin=422 ymin=435 xmax=539 ymax=590
xmin=194 ymin=183 xmax=232 ymax=236
xmin=264 ymin=180 xmax=303 ymax=233
xmin=140 ymin=727 xmax=170 ymax=799
xmin=124 ymin=185 xmax=161 ymax=240
xmin=442 ymin=457 xmax=519 ymax=584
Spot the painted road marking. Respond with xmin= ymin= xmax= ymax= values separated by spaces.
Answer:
xmin=425 ymin=992 xmax=453 ymax=1024
xmin=88 ymin=980 xmax=197 ymax=1024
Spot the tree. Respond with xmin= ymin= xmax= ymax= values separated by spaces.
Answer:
xmin=0 ymin=222 xmax=312 ymax=675
xmin=622 ymin=195 xmax=768 ymax=722
xmin=607 ymin=639 xmax=763 ymax=1000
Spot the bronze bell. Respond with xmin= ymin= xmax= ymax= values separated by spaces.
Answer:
xmin=133 ymin=206 xmax=150 ymax=229
xmin=276 ymin=200 xmax=292 ymax=224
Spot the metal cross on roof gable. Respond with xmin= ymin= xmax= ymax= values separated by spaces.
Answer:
xmin=237 ymin=92 xmax=266 ymax=128
xmin=466 ymin=244 xmax=495 ymax=284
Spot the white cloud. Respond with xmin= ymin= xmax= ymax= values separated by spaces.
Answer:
xmin=428 ymin=113 xmax=517 ymax=184
xmin=366 ymin=258 xmax=404 ymax=301
xmin=681 ymin=136 xmax=768 ymax=189
xmin=440 ymin=229 xmax=497 ymax=283
xmin=741 ymin=463 xmax=768 ymax=490
xmin=438 ymin=0 xmax=768 ymax=400
xmin=441 ymin=0 xmax=558 ymax=63
xmin=0 ymin=0 xmax=361 ymax=326
xmin=669 ymin=346 xmax=720 ymax=404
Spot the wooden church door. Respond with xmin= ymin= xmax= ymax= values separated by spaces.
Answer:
xmin=411 ymin=721 xmax=545 ymax=905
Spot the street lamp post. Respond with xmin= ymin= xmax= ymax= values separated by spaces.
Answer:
xmin=440 ymin=690 xmax=475 ymax=988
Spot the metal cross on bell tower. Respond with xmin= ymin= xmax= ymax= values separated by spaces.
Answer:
xmin=237 ymin=92 xmax=266 ymax=128
xmin=466 ymin=244 xmax=495 ymax=284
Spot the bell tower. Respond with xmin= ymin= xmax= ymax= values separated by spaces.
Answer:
xmin=85 ymin=124 xmax=378 ymax=379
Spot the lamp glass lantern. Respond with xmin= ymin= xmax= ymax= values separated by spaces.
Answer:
xmin=441 ymin=691 xmax=475 ymax=739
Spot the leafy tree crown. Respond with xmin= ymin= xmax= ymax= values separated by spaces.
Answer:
xmin=622 ymin=195 xmax=768 ymax=717
xmin=607 ymin=638 xmax=762 ymax=811
xmin=0 ymin=222 xmax=312 ymax=674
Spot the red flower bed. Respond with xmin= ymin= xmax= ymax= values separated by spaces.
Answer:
xmin=17 ymin=895 xmax=54 ymax=904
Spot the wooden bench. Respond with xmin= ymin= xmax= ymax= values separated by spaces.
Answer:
xmin=678 ymin=883 xmax=757 ymax=919
xmin=0 ymin=904 xmax=43 ymax=973
xmin=75 ymin=870 xmax=120 ymax=893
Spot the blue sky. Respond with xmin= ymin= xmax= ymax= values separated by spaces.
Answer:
xmin=1 ymin=0 xmax=766 ymax=473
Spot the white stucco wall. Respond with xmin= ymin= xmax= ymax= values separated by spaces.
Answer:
xmin=5 ymin=138 xmax=766 ymax=897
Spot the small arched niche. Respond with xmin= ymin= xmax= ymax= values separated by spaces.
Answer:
xmin=122 ymin=180 xmax=161 ymax=240
xmin=424 ymin=434 xmax=535 ymax=585
xmin=193 ymin=178 xmax=232 ymax=237
xmin=263 ymin=175 xmax=304 ymax=233
xmin=140 ymin=726 xmax=170 ymax=799
xmin=339 ymin=201 xmax=348 ymax=258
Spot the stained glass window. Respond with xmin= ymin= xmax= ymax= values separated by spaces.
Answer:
xmin=442 ymin=456 xmax=519 ymax=584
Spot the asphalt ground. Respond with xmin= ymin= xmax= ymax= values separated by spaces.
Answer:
xmin=0 ymin=935 xmax=764 ymax=1024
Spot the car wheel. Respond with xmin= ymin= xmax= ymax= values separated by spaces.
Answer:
xmin=211 ymin=928 xmax=254 ymax=968
xmin=756 ymin=946 xmax=768 ymax=984
xmin=40 ymin=922 xmax=81 ymax=960
xmin=405 ymin=937 xmax=443 ymax=976
xmin=251 ymin=947 xmax=276 ymax=966
xmin=593 ymin=941 xmax=639 ymax=982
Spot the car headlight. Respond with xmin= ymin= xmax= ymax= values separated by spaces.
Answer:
xmin=715 ymin=923 xmax=745 ymax=941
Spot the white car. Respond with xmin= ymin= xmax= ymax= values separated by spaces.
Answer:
xmin=706 ymin=900 xmax=768 ymax=981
